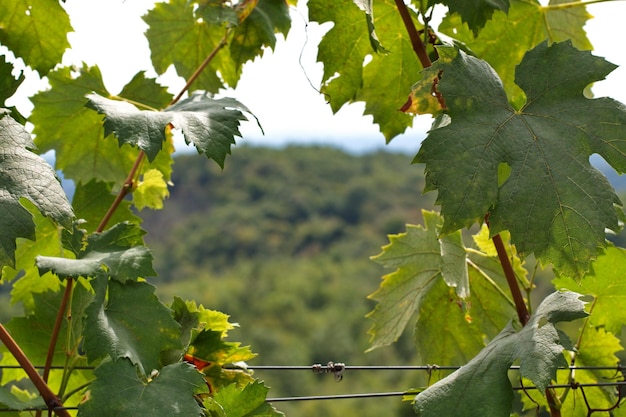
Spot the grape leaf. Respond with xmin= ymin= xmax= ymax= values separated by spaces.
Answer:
xmin=36 ymin=222 xmax=155 ymax=282
xmin=72 ymin=180 xmax=142 ymax=233
xmin=31 ymin=65 xmax=173 ymax=185
xmin=414 ymin=291 xmax=588 ymax=417
xmin=414 ymin=41 xmax=626 ymax=278
xmin=367 ymin=210 xmax=470 ymax=350
xmin=213 ymin=381 xmax=284 ymax=417
xmin=78 ymin=360 xmax=208 ymax=417
xmin=1 ymin=203 xmax=67 ymax=311
xmin=553 ymin=246 xmax=626 ymax=334
xmin=415 ymin=253 xmax=516 ymax=367
xmin=82 ymin=279 xmax=182 ymax=375
xmin=0 ymin=110 xmax=74 ymax=270
xmin=0 ymin=385 xmax=44 ymax=411
xmin=0 ymin=0 xmax=72 ymax=75
xmin=434 ymin=0 xmax=510 ymax=36
xmin=438 ymin=0 xmax=592 ymax=108
xmin=0 ymin=56 xmax=26 ymax=123
xmin=308 ymin=0 xmax=420 ymax=140
xmin=134 ymin=169 xmax=170 ymax=210
xmin=86 ymin=92 xmax=255 ymax=168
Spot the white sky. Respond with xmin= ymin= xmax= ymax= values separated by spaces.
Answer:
xmin=9 ymin=0 xmax=626 ymax=155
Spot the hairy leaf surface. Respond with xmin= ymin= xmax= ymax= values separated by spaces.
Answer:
xmin=0 ymin=0 xmax=72 ymax=75
xmin=86 ymin=92 xmax=254 ymax=167
xmin=414 ymin=291 xmax=587 ymax=417
xmin=0 ymin=110 xmax=73 ymax=269
xmin=414 ymin=41 xmax=626 ymax=277
xmin=79 ymin=360 xmax=207 ymax=417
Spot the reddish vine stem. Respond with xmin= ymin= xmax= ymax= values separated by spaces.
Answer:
xmin=0 ymin=326 xmax=70 ymax=417
xmin=394 ymin=0 xmax=431 ymax=69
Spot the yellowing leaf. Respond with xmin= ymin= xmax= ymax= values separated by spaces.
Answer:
xmin=134 ymin=169 xmax=170 ymax=210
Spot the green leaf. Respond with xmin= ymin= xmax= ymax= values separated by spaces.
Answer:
xmin=0 ymin=110 xmax=74 ymax=269
xmin=0 ymin=0 xmax=72 ymax=75
xmin=438 ymin=0 xmax=592 ymax=107
xmin=414 ymin=291 xmax=588 ymax=417
xmin=30 ymin=65 xmax=173 ymax=185
xmin=309 ymin=0 xmax=420 ymax=140
xmin=134 ymin=169 xmax=170 ymax=210
xmin=72 ymin=180 xmax=142 ymax=233
xmin=553 ymin=246 xmax=626 ymax=334
xmin=213 ymin=381 xmax=284 ymax=417
xmin=86 ymin=92 xmax=254 ymax=168
xmin=0 ymin=385 xmax=44 ymax=411
xmin=0 ymin=56 xmax=26 ymax=123
xmin=415 ymin=252 xmax=516 ymax=366
xmin=436 ymin=0 xmax=510 ymax=36
xmin=78 ymin=360 xmax=208 ymax=417
xmin=37 ymin=222 xmax=155 ymax=282
xmin=228 ymin=0 xmax=292 ymax=83
xmin=82 ymin=280 xmax=182 ymax=374
xmin=366 ymin=211 xmax=443 ymax=350
xmin=1 ymin=284 xmax=93 ymax=391
xmin=414 ymin=41 xmax=626 ymax=278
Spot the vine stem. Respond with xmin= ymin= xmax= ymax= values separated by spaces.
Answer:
xmin=394 ymin=0 xmax=431 ymax=69
xmin=0 ymin=326 xmax=70 ymax=417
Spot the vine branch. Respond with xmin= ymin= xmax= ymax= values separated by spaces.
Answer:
xmin=394 ymin=0 xmax=431 ymax=69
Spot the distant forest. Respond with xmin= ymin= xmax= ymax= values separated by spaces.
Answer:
xmin=140 ymin=145 xmax=436 ymax=417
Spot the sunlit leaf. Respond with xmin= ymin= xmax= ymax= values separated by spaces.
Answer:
xmin=213 ymin=381 xmax=284 ymax=417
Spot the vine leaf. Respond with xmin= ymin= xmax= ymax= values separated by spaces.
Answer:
xmin=414 ymin=291 xmax=588 ymax=417
xmin=434 ymin=0 xmax=509 ymax=36
xmin=0 ymin=0 xmax=72 ymax=75
xmin=86 ymin=92 xmax=256 ymax=168
xmin=134 ymin=169 xmax=170 ymax=210
xmin=79 ymin=360 xmax=208 ymax=417
xmin=144 ymin=0 xmax=290 ymax=92
xmin=367 ymin=210 xmax=471 ymax=350
xmin=82 ymin=280 xmax=182 ymax=375
xmin=438 ymin=0 xmax=592 ymax=108
xmin=554 ymin=246 xmax=626 ymax=334
xmin=308 ymin=0 xmax=420 ymax=140
xmin=31 ymin=66 xmax=174 ymax=185
xmin=0 ymin=110 xmax=74 ymax=270
xmin=36 ymin=222 xmax=155 ymax=282
xmin=414 ymin=41 xmax=626 ymax=278
xmin=213 ymin=381 xmax=284 ymax=417
xmin=0 ymin=56 xmax=26 ymax=123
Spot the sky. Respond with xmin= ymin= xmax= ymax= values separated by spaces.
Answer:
xmin=9 ymin=0 xmax=626 ymax=156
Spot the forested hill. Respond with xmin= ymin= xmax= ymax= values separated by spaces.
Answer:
xmin=140 ymin=145 xmax=434 ymax=417
xmin=142 ymin=145 xmax=434 ymax=279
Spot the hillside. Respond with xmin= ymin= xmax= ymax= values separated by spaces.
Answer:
xmin=139 ymin=145 xmax=435 ymax=417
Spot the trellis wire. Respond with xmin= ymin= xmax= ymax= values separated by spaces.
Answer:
xmin=0 ymin=362 xmax=624 ymax=413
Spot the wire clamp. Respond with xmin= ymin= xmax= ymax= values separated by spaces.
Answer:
xmin=312 ymin=361 xmax=346 ymax=382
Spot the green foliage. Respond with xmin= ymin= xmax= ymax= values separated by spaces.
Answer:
xmin=414 ymin=291 xmax=587 ymax=417
xmin=414 ymin=41 xmax=626 ymax=278
xmin=1 ymin=0 xmax=626 ymax=416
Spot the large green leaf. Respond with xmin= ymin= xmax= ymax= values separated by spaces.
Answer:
xmin=0 ymin=0 xmax=72 ymax=75
xmin=414 ymin=42 xmax=626 ymax=278
xmin=86 ymin=92 xmax=255 ymax=167
xmin=414 ymin=291 xmax=588 ymax=417
xmin=438 ymin=0 xmax=592 ymax=108
xmin=82 ymin=279 xmax=182 ymax=374
xmin=366 ymin=211 xmax=444 ymax=350
xmin=0 ymin=110 xmax=73 ymax=269
xmin=553 ymin=246 xmax=626 ymax=334
xmin=78 ymin=360 xmax=208 ymax=417
xmin=30 ymin=66 xmax=173 ymax=185
xmin=36 ymin=222 xmax=155 ymax=282
xmin=308 ymin=0 xmax=420 ymax=140
xmin=0 ymin=56 xmax=26 ymax=123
